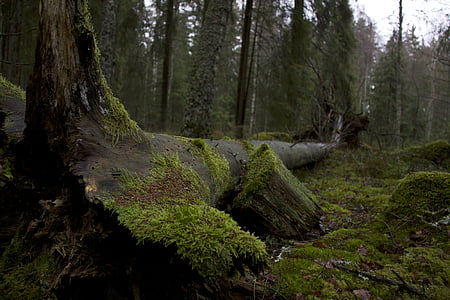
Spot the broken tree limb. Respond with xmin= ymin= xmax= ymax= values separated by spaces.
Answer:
xmin=332 ymin=263 xmax=424 ymax=296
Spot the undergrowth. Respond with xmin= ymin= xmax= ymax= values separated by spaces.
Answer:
xmin=269 ymin=142 xmax=450 ymax=299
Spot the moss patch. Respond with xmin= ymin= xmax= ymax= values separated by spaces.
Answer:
xmin=0 ymin=232 xmax=57 ymax=299
xmin=389 ymin=171 xmax=450 ymax=223
xmin=235 ymin=143 xmax=317 ymax=209
xmin=189 ymin=138 xmax=234 ymax=204
xmin=0 ymin=74 xmax=26 ymax=101
xmin=269 ymin=146 xmax=450 ymax=299
xmin=399 ymin=140 xmax=450 ymax=170
xmin=234 ymin=144 xmax=276 ymax=208
xmin=102 ymin=153 xmax=268 ymax=283
xmin=248 ymin=132 xmax=293 ymax=142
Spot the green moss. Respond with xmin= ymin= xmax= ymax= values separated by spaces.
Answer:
xmin=234 ymin=144 xmax=276 ymax=208
xmin=189 ymin=138 xmax=234 ymax=204
xmin=321 ymin=201 xmax=351 ymax=214
xmin=235 ymin=143 xmax=317 ymax=212
xmin=400 ymin=140 xmax=450 ymax=170
xmin=270 ymin=144 xmax=450 ymax=299
xmin=0 ymin=75 xmax=25 ymax=101
xmin=0 ymin=232 xmax=57 ymax=299
xmin=248 ymin=132 xmax=293 ymax=142
xmin=102 ymin=153 xmax=268 ymax=283
xmin=101 ymin=80 xmax=141 ymax=144
xmin=74 ymin=1 xmax=140 ymax=143
xmin=389 ymin=171 xmax=450 ymax=223
xmin=240 ymin=140 xmax=255 ymax=153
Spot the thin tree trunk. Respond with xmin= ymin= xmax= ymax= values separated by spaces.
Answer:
xmin=160 ymin=0 xmax=175 ymax=132
xmin=425 ymin=57 xmax=437 ymax=141
xmin=395 ymin=0 xmax=403 ymax=147
xmin=235 ymin=0 xmax=253 ymax=139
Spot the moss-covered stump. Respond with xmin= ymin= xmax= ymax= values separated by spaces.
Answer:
xmin=102 ymin=153 xmax=268 ymax=285
xmin=233 ymin=143 xmax=321 ymax=238
xmin=389 ymin=171 xmax=450 ymax=223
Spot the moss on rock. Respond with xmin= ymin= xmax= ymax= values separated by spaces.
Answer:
xmin=102 ymin=153 xmax=268 ymax=283
xmin=389 ymin=171 xmax=450 ymax=223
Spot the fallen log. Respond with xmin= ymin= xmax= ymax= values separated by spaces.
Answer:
xmin=0 ymin=1 xmax=330 ymax=298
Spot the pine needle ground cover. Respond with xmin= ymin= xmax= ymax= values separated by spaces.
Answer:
xmin=269 ymin=141 xmax=449 ymax=299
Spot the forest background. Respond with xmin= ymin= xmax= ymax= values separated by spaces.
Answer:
xmin=1 ymin=0 xmax=449 ymax=147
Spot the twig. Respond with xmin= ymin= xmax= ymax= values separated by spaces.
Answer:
xmin=333 ymin=262 xmax=423 ymax=296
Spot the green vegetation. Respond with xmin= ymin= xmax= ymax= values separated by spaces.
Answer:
xmin=270 ymin=144 xmax=450 ymax=299
xmin=234 ymin=143 xmax=317 ymax=212
xmin=390 ymin=171 xmax=450 ymax=223
xmin=248 ymin=132 xmax=293 ymax=142
xmin=0 ymin=231 xmax=57 ymax=299
xmin=102 ymin=153 xmax=268 ymax=284
xmin=0 ymin=74 xmax=26 ymax=101
xmin=189 ymin=138 xmax=234 ymax=205
xmin=234 ymin=143 xmax=277 ymax=208
xmin=399 ymin=140 xmax=450 ymax=171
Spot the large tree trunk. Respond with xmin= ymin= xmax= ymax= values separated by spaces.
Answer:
xmin=1 ymin=0 xmax=327 ymax=298
xmin=182 ymin=0 xmax=233 ymax=138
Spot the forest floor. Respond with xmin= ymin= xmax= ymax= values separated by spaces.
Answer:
xmin=252 ymin=146 xmax=449 ymax=299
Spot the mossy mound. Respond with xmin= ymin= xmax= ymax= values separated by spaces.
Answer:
xmin=389 ymin=171 xmax=450 ymax=223
xmin=399 ymin=140 xmax=450 ymax=171
xmin=102 ymin=153 xmax=268 ymax=284
xmin=248 ymin=132 xmax=293 ymax=142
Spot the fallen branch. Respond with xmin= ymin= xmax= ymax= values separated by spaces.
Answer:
xmin=332 ymin=262 xmax=423 ymax=296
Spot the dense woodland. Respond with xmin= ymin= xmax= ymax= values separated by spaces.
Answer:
xmin=1 ymin=0 xmax=449 ymax=145
xmin=0 ymin=0 xmax=449 ymax=299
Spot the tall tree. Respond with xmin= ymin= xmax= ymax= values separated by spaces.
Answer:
xmin=310 ymin=0 xmax=357 ymax=141
xmin=98 ymin=0 xmax=118 ymax=83
xmin=160 ymin=0 xmax=175 ymax=131
xmin=394 ymin=0 xmax=404 ymax=146
xmin=354 ymin=12 xmax=377 ymax=115
xmin=235 ymin=0 xmax=253 ymax=138
xmin=182 ymin=0 xmax=233 ymax=138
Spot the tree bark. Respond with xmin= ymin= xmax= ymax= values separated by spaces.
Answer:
xmin=98 ymin=0 xmax=117 ymax=84
xmin=160 ymin=0 xmax=175 ymax=131
xmin=235 ymin=0 xmax=253 ymax=139
xmin=182 ymin=0 xmax=233 ymax=138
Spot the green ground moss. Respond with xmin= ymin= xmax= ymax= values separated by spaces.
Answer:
xmin=102 ymin=153 xmax=268 ymax=283
xmin=270 ymin=146 xmax=450 ymax=299
xmin=0 ymin=74 xmax=26 ymax=101
xmin=390 ymin=171 xmax=450 ymax=223
xmin=0 ymin=232 xmax=57 ymax=299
